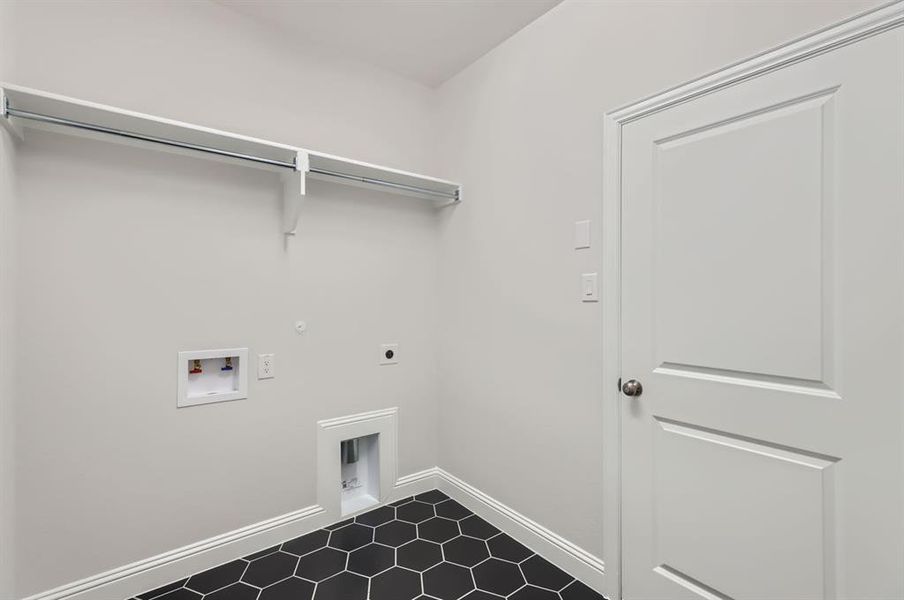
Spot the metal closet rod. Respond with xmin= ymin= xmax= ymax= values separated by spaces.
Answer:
xmin=3 ymin=105 xmax=460 ymax=201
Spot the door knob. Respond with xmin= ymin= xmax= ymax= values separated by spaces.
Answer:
xmin=622 ymin=379 xmax=643 ymax=397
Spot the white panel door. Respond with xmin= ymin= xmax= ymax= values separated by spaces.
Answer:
xmin=619 ymin=26 xmax=904 ymax=600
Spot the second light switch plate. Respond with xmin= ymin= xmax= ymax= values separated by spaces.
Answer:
xmin=581 ymin=273 xmax=599 ymax=302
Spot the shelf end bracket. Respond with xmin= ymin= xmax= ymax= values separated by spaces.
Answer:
xmin=283 ymin=150 xmax=309 ymax=235
xmin=0 ymin=89 xmax=24 ymax=141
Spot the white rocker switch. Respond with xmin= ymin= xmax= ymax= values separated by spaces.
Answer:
xmin=581 ymin=273 xmax=599 ymax=302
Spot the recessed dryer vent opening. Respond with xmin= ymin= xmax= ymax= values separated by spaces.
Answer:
xmin=317 ymin=408 xmax=398 ymax=521
xmin=340 ymin=434 xmax=380 ymax=516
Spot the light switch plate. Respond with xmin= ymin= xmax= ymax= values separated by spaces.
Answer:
xmin=574 ymin=220 xmax=591 ymax=249
xmin=258 ymin=353 xmax=275 ymax=379
xmin=380 ymin=343 xmax=399 ymax=365
xmin=581 ymin=273 xmax=599 ymax=302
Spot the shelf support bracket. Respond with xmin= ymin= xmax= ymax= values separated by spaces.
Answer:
xmin=0 ymin=89 xmax=24 ymax=141
xmin=283 ymin=150 xmax=309 ymax=235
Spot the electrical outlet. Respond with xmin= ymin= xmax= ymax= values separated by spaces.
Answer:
xmin=380 ymin=343 xmax=399 ymax=365
xmin=258 ymin=353 xmax=275 ymax=379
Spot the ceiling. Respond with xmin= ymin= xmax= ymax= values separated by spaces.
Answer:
xmin=216 ymin=0 xmax=562 ymax=87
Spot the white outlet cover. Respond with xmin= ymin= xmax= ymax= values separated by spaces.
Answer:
xmin=258 ymin=353 xmax=275 ymax=379
xmin=380 ymin=344 xmax=399 ymax=365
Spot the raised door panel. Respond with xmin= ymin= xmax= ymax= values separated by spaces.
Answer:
xmin=654 ymin=92 xmax=833 ymax=386
xmin=653 ymin=418 xmax=837 ymax=600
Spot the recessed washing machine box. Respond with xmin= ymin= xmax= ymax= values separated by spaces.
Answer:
xmin=177 ymin=348 xmax=248 ymax=408
xmin=340 ymin=434 xmax=380 ymax=516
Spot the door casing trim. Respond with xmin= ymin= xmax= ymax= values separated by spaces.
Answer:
xmin=600 ymin=3 xmax=904 ymax=598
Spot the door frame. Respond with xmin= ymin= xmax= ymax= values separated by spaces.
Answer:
xmin=599 ymin=4 xmax=904 ymax=598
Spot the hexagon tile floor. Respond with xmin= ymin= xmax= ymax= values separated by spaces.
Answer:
xmin=132 ymin=490 xmax=605 ymax=600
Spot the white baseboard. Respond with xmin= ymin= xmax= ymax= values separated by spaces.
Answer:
xmin=21 ymin=470 xmax=434 ymax=600
xmin=434 ymin=468 xmax=606 ymax=593
xmin=20 ymin=504 xmax=328 ymax=600
xmin=393 ymin=467 xmax=440 ymax=498
xmin=20 ymin=467 xmax=606 ymax=600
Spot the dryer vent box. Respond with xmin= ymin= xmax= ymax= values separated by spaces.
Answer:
xmin=340 ymin=434 xmax=380 ymax=516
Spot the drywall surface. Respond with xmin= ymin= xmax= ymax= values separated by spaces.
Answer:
xmin=6 ymin=1 xmax=440 ymax=596
xmin=0 ymin=116 xmax=18 ymax=600
xmin=0 ymin=4 xmax=18 ymax=596
xmin=433 ymin=0 xmax=880 ymax=563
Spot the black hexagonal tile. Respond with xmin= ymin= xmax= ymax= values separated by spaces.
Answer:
xmin=295 ymin=547 xmax=347 ymax=582
xmin=259 ymin=577 xmax=315 ymax=600
xmin=347 ymin=543 xmax=394 ymax=576
xmin=423 ymin=562 xmax=475 ymax=600
xmin=435 ymin=499 xmax=472 ymax=520
xmin=418 ymin=517 xmax=460 ymax=543
xmin=521 ymin=554 xmax=574 ymax=591
xmin=206 ymin=582 xmax=258 ymax=600
xmin=560 ymin=580 xmax=605 ymax=600
xmin=487 ymin=533 xmax=533 ymax=562
xmin=473 ymin=558 xmax=525 ymax=596
xmin=282 ymin=529 xmax=329 ymax=557
xmin=185 ymin=560 xmax=247 ymax=594
xmin=153 ymin=590 xmax=201 ymax=600
xmin=313 ymin=571 xmax=368 ymax=600
xmin=460 ymin=591 xmax=501 ymax=600
xmin=142 ymin=492 xmax=604 ymax=600
xmin=325 ymin=518 xmax=353 ymax=530
xmin=397 ymin=539 xmax=444 ymax=571
xmin=415 ymin=490 xmax=449 ymax=504
xmin=136 ymin=579 xmax=188 ymax=599
xmin=459 ymin=515 xmax=500 ymax=539
xmin=328 ymin=523 xmax=373 ymax=551
xmin=443 ymin=535 xmax=489 ymax=567
xmin=375 ymin=520 xmax=417 ymax=546
xmin=241 ymin=551 xmax=298 ymax=587
xmin=511 ymin=585 xmax=560 ymax=600
xmin=396 ymin=501 xmax=435 ymax=523
xmin=356 ymin=505 xmax=395 ymax=527
xmin=370 ymin=566 xmax=422 ymax=600
xmin=244 ymin=545 xmax=280 ymax=561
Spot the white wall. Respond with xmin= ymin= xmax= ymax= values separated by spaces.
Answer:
xmin=433 ymin=0 xmax=880 ymax=566
xmin=0 ymin=129 xmax=16 ymax=600
xmin=2 ymin=0 xmax=889 ymax=597
xmin=0 ymin=101 xmax=18 ymax=600
xmin=4 ymin=1 xmax=441 ymax=596
xmin=0 ymin=5 xmax=19 ymax=597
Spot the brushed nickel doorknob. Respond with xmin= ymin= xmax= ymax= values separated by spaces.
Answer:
xmin=622 ymin=379 xmax=643 ymax=397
